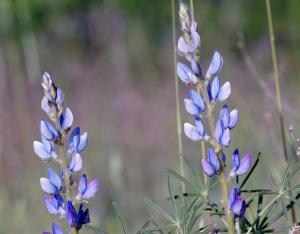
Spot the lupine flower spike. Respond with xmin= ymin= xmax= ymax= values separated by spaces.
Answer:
xmin=34 ymin=72 xmax=99 ymax=233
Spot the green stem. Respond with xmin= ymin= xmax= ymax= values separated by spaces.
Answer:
xmin=172 ymin=0 xmax=185 ymax=186
xmin=265 ymin=0 xmax=296 ymax=223
xmin=199 ymin=82 xmax=235 ymax=234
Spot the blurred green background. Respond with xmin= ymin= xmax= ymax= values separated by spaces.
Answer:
xmin=0 ymin=0 xmax=300 ymax=233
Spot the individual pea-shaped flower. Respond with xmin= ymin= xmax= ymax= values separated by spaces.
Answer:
xmin=229 ymin=187 xmax=246 ymax=218
xmin=44 ymin=194 xmax=65 ymax=216
xmin=40 ymin=169 xmax=61 ymax=194
xmin=68 ymin=127 xmax=88 ymax=153
xmin=208 ymin=77 xmax=231 ymax=102
xmin=65 ymin=201 xmax=90 ymax=230
xmin=191 ymin=58 xmax=202 ymax=77
xmin=215 ymin=120 xmax=230 ymax=147
xmin=205 ymin=51 xmax=223 ymax=79
xmin=184 ymin=116 xmax=209 ymax=142
xmin=33 ymin=137 xmax=57 ymax=161
xmin=40 ymin=120 xmax=59 ymax=142
xmin=229 ymin=149 xmax=252 ymax=177
xmin=201 ymin=148 xmax=220 ymax=177
xmin=177 ymin=21 xmax=200 ymax=56
xmin=75 ymin=174 xmax=99 ymax=201
xmin=42 ymin=72 xmax=64 ymax=109
xmin=177 ymin=62 xmax=198 ymax=85
xmin=68 ymin=153 xmax=83 ymax=173
xmin=219 ymin=105 xmax=238 ymax=130
xmin=42 ymin=223 xmax=64 ymax=234
xmin=184 ymin=89 xmax=205 ymax=115
xmin=59 ymin=107 xmax=73 ymax=133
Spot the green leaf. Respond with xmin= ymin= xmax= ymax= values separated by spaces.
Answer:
xmin=112 ymin=201 xmax=129 ymax=234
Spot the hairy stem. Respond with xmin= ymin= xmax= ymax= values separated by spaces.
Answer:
xmin=172 ymin=0 xmax=185 ymax=187
xmin=265 ymin=0 xmax=296 ymax=223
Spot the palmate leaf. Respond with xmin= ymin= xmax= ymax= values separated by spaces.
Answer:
xmin=144 ymin=197 xmax=176 ymax=223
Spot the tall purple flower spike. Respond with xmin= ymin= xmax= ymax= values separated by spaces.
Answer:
xmin=229 ymin=187 xmax=246 ymax=218
xmin=229 ymin=149 xmax=252 ymax=177
xmin=201 ymin=148 xmax=220 ymax=177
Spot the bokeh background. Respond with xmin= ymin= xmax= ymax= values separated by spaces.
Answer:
xmin=0 ymin=0 xmax=300 ymax=233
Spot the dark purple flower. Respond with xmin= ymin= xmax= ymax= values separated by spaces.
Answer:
xmin=65 ymin=201 xmax=90 ymax=230
xmin=229 ymin=187 xmax=246 ymax=218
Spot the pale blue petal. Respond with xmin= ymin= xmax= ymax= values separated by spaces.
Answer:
xmin=40 ymin=178 xmax=57 ymax=194
xmin=217 ymin=82 xmax=231 ymax=101
xmin=60 ymin=107 xmax=73 ymax=131
xmin=78 ymin=175 xmax=87 ymax=195
xmin=184 ymin=99 xmax=199 ymax=116
xmin=220 ymin=128 xmax=231 ymax=147
xmin=191 ymin=59 xmax=202 ymax=77
xmin=205 ymin=51 xmax=223 ymax=79
xmin=41 ymin=96 xmax=50 ymax=114
xmin=201 ymin=159 xmax=215 ymax=177
xmin=69 ymin=127 xmax=80 ymax=149
xmin=82 ymin=179 xmax=99 ymax=200
xmin=211 ymin=77 xmax=220 ymax=100
xmin=190 ymin=30 xmax=200 ymax=50
xmin=177 ymin=62 xmax=198 ymax=85
xmin=40 ymin=121 xmax=57 ymax=141
xmin=229 ymin=109 xmax=239 ymax=129
xmin=214 ymin=120 xmax=223 ymax=142
xmin=236 ymin=154 xmax=252 ymax=175
xmin=220 ymin=105 xmax=230 ymax=128
xmin=184 ymin=123 xmax=203 ymax=142
xmin=208 ymin=148 xmax=220 ymax=171
xmin=77 ymin=132 xmax=88 ymax=152
xmin=69 ymin=153 xmax=82 ymax=173
xmin=55 ymin=88 xmax=64 ymax=107
xmin=44 ymin=196 xmax=60 ymax=215
xmin=177 ymin=37 xmax=188 ymax=54
xmin=33 ymin=141 xmax=51 ymax=160
xmin=189 ymin=90 xmax=204 ymax=112
xmin=48 ymin=169 xmax=61 ymax=190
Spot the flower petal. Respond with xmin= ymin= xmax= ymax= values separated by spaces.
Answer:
xmin=184 ymin=99 xmax=199 ymax=116
xmin=229 ymin=109 xmax=239 ymax=129
xmin=201 ymin=159 xmax=216 ymax=177
xmin=217 ymin=82 xmax=231 ymax=101
xmin=40 ymin=178 xmax=57 ymax=194
xmin=177 ymin=62 xmax=198 ymax=85
xmin=205 ymin=51 xmax=223 ymax=79
xmin=220 ymin=105 xmax=230 ymax=128
xmin=52 ymin=223 xmax=64 ymax=234
xmin=232 ymin=197 xmax=246 ymax=218
xmin=69 ymin=153 xmax=83 ymax=173
xmin=60 ymin=107 xmax=73 ymax=131
xmin=194 ymin=116 xmax=204 ymax=136
xmin=220 ymin=128 xmax=231 ymax=147
xmin=184 ymin=123 xmax=203 ymax=142
xmin=40 ymin=120 xmax=58 ymax=141
xmin=33 ymin=141 xmax=51 ymax=160
xmin=236 ymin=154 xmax=252 ymax=175
xmin=78 ymin=175 xmax=88 ymax=195
xmin=211 ymin=77 xmax=220 ymax=100
xmin=214 ymin=120 xmax=223 ymax=142
xmin=78 ymin=132 xmax=88 ymax=152
xmin=69 ymin=127 xmax=80 ymax=149
xmin=178 ymin=37 xmax=188 ymax=54
xmin=208 ymin=148 xmax=220 ymax=171
xmin=82 ymin=179 xmax=99 ymax=200
xmin=229 ymin=187 xmax=238 ymax=208
xmin=189 ymin=90 xmax=204 ymax=112
xmin=48 ymin=169 xmax=61 ymax=190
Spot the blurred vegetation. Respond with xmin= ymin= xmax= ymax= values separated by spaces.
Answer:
xmin=0 ymin=0 xmax=300 ymax=233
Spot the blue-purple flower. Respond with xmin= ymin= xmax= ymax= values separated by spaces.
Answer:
xmin=184 ymin=116 xmax=209 ymax=142
xmin=184 ymin=90 xmax=205 ymax=115
xmin=40 ymin=169 xmax=61 ymax=194
xmin=59 ymin=107 xmax=73 ymax=133
xmin=229 ymin=149 xmax=252 ymax=177
xmin=208 ymin=77 xmax=231 ymax=102
xmin=42 ymin=223 xmax=64 ymax=234
xmin=33 ymin=137 xmax=57 ymax=161
xmin=219 ymin=105 xmax=238 ymax=130
xmin=44 ymin=194 xmax=65 ymax=216
xmin=68 ymin=127 xmax=88 ymax=153
xmin=201 ymin=148 xmax=220 ymax=177
xmin=75 ymin=175 xmax=99 ymax=201
xmin=65 ymin=201 xmax=90 ymax=230
xmin=40 ymin=120 xmax=59 ymax=142
xmin=215 ymin=120 xmax=231 ymax=147
xmin=229 ymin=187 xmax=246 ymax=218
xmin=205 ymin=51 xmax=223 ymax=79
xmin=68 ymin=153 xmax=83 ymax=173
xmin=177 ymin=62 xmax=199 ymax=85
